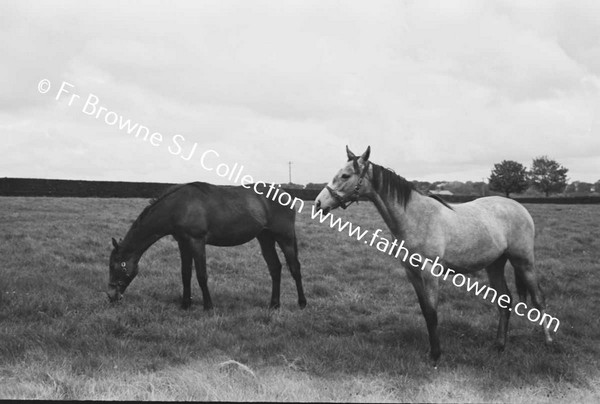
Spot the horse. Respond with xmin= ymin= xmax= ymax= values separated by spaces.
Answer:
xmin=314 ymin=146 xmax=553 ymax=362
xmin=108 ymin=182 xmax=306 ymax=310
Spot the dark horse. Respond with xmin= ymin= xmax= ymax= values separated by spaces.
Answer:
xmin=315 ymin=146 xmax=553 ymax=363
xmin=108 ymin=182 xmax=306 ymax=310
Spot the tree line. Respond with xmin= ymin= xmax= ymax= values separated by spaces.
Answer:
xmin=297 ymin=156 xmax=598 ymax=198
xmin=488 ymin=156 xmax=592 ymax=197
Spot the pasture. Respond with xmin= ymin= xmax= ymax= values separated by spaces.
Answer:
xmin=0 ymin=197 xmax=599 ymax=401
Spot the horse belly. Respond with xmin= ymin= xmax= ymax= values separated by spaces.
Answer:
xmin=443 ymin=219 xmax=509 ymax=272
xmin=206 ymin=221 xmax=263 ymax=247
xmin=206 ymin=233 xmax=259 ymax=246
xmin=206 ymin=205 xmax=268 ymax=246
xmin=444 ymin=249 xmax=505 ymax=273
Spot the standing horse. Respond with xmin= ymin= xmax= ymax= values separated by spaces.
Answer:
xmin=315 ymin=146 xmax=553 ymax=362
xmin=108 ymin=182 xmax=306 ymax=310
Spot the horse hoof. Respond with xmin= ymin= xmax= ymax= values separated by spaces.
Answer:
xmin=181 ymin=299 xmax=192 ymax=310
xmin=269 ymin=302 xmax=281 ymax=310
xmin=203 ymin=304 xmax=214 ymax=311
xmin=298 ymin=300 xmax=307 ymax=309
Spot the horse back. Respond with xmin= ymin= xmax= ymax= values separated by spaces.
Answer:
xmin=170 ymin=183 xmax=296 ymax=245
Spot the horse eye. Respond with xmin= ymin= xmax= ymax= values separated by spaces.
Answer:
xmin=341 ymin=174 xmax=351 ymax=179
xmin=120 ymin=262 xmax=127 ymax=268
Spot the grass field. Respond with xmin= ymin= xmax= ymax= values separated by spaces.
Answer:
xmin=1 ymin=197 xmax=599 ymax=401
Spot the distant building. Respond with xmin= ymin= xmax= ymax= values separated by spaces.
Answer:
xmin=430 ymin=189 xmax=453 ymax=196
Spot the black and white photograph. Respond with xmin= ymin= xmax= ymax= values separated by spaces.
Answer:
xmin=1 ymin=0 xmax=599 ymax=401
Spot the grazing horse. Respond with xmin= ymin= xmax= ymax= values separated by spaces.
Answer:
xmin=315 ymin=146 xmax=553 ymax=362
xmin=108 ymin=182 xmax=306 ymax=310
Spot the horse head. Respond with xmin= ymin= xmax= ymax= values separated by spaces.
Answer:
xmin=315 ymin=145 xmax=372 ymax=213
xmin=107 ymin=237 xmax=139 ymax=302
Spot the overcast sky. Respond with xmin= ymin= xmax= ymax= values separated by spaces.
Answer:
xmin=1 ymin=0 xmax=599 ymax=185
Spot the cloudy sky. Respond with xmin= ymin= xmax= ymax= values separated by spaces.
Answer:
xmin=1 ymin=0 xmax=599 ymax=185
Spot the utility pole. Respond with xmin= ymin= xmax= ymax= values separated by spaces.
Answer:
xmin=288 ymin=161 xmax=292 ymax=184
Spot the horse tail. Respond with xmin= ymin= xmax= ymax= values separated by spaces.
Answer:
xmin=514 ymin=267 xmax=528 ymax=303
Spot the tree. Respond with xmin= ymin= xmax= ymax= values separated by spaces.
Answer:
xmin=565 ymin=181 xmax=579 ymax=194
xmin=566 ymin=181 xmax=592 ymax=194
xmin=445 ymin=181 xmax=472 ymax=195
xmin=577 ymin=182 xmax=592 ymax=194
xmin=488 ymin=160 xmax=528 ymax=197
xmin=528 ymin=156 xmax=569 ymax=197
xmin=472 ymin=181 xmax=489 ymax=196
xmin=412 ymin=180 xmax=432 ymax=193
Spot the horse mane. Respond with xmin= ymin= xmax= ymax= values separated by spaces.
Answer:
xmin=427 ymin=193 xmax=454 ymax=210
xmin=370 ymin=163 xmax=453 ymax=210
xmin=134 ymin=183 xmax=189 ymax=226
xmin=370 ymin=163 xmax=415 ymax=207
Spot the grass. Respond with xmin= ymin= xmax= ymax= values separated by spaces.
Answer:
xmin=0 ymin=197 xmax=599 ymax=401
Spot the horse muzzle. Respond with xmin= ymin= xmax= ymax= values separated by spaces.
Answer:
xmin=315 ymin=189 xmax=335 ymax=214
xmin=315 ymin=200 xmax=331 ymax=215
xmin=106 ymin=285 xmax=123 ymax=303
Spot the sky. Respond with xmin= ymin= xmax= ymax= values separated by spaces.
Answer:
xmin=1 ymin=0 xmax=599 ymax=185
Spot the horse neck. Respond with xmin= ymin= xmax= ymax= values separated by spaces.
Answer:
xmin=367 ymin=182 xmax=429 ymax=240
xmin=120 ymin=206 xmax=170 ymax=261
xmin=368 ymin=192 xmax=406 ymax=239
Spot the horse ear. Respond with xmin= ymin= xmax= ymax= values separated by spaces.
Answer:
xmin=360 ymin=146 xmax=371 ymax=162
xmin=346 ymin=145 xmax=357 ymax=161
xmin=112 ymin=237 xmax=119 ymax=251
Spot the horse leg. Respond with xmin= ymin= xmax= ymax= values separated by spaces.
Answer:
xmin=509 ymin=256 xmax=553 ymax=344
xmin=177 ymin=239 xmax=193 ymax=309
xmin=257 ymin=232 xmax=283 ymax=309
xmin=188 ymin=237 xmax=213 ymax=310
xmin=275 ymin=234 xmax=307 ymax=309
xmin=513 ymin=268 xmax=528 ymax=303
xmin=405 ymin=265 xmax=441 ymax=363
xmin=485 ymin=256 xmax=511 ymax=351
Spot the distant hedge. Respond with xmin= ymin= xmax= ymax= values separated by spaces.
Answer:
xmin=0 ymin=178 xmax=175 ymax=198
xmin=1 ymin=178 xmax=599 ymax=204
xmin=512 ymin=196 xmax=600 ymax=204
xmin=0 ymin=178 xmax=320 ymax=200
xmin=431 ymin=194 xmax=600 ymax=205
